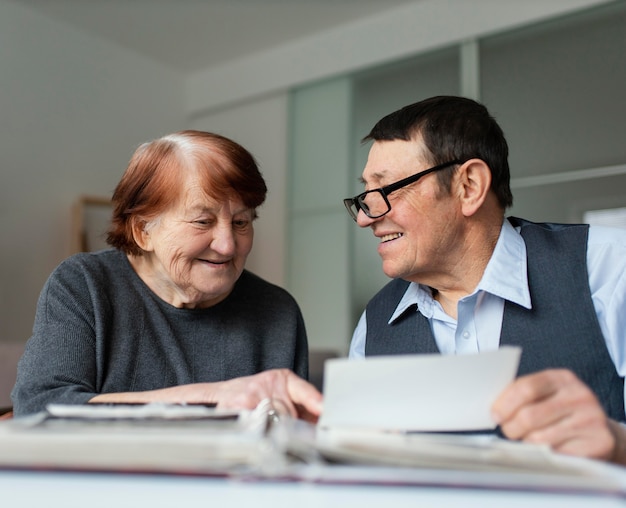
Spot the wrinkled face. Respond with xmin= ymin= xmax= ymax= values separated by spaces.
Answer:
xmin=356 ymin=139 xmax=462 ymax=284
xmin=138 ymin=174 xmax=255 ymax=308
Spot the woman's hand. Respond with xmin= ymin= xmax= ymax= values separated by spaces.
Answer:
xmin=213 ymin=369 xmax=323 ymax=423
xmin=90 ymin=369 xmax=323 ymax=423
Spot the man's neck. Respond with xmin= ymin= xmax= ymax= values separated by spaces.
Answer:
xmin=427 ymin=216 xmax=504 ymax=319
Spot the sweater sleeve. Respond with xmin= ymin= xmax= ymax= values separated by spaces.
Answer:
xmin=11 ymin=256 xmax=101 ymax=416
xmin=293 ymin=306 xmax=309 ymax=380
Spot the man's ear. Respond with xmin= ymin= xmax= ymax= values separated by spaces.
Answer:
xmin=131 ymin=218 xmax=152 ymax=252
xmin=456 ymin=159 xmax=492 ymax=217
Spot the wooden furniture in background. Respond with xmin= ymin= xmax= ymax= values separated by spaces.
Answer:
xmin=71 ymin=195 xmax=113 ymax=253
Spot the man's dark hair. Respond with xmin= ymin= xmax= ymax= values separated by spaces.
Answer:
xmin=363 ymin=96 xmax=513 ymax=209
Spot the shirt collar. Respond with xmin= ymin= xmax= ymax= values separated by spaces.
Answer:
xmin=388 ymin=218 xmax=531 ymax=324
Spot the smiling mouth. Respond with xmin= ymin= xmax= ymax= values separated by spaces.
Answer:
xmin=380 ymin=233 xmax=403 ymax=243
xmin=199 ymin=259 xmax=229 ymax=265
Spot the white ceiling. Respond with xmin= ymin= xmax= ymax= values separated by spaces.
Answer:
xmin=11 ymin=0 xmax=420 ymax=73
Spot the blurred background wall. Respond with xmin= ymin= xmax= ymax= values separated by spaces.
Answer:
xmin=0 ymin=0 xmax=624 ymax=405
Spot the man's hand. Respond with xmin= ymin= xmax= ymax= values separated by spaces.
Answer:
xmin=491 ymin=369 xmax=626 ymax=464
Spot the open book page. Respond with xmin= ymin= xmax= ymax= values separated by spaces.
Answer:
xmin=264 ymin=416 xmax=626 ymax=496
xmin=315 ymin=425 xmax=618 ymax=475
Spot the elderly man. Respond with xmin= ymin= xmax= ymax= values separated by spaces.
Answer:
xmin=344 ymin=95 xmax=626 ymax=464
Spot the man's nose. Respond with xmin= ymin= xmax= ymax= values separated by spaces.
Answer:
xmin=356 ymin=208 xmax=376 ymax=227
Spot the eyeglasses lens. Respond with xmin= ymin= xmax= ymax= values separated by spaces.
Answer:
xmin=359 ymin=190 xmax=388 ymax=218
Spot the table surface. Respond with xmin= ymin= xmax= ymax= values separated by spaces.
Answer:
xmin=2 ymin=469 xmax=626 ymax=508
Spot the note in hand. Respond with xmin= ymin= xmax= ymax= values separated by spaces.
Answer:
xmin=319 ymin=346 xmax=521 ymax=432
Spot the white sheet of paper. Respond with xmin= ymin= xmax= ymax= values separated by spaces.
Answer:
xmin=319 ymin=346 xmax=521 ymax=432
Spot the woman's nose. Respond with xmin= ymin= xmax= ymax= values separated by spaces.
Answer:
xmin=210 ymin=224 xmax=236 ymax=255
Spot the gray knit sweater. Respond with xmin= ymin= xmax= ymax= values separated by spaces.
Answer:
xmin=12 ymin=249 xmax=308 ymax=416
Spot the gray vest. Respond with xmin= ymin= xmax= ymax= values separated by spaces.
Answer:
xmin=365 ymin=217 xmax=625 ymax=421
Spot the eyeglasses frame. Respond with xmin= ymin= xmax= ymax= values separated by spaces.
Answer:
xmin=343 ymin=159 xmax=463 ymax=221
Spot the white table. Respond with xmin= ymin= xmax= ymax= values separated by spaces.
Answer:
xmin=2 ymin=469 xmax=625 ymax=508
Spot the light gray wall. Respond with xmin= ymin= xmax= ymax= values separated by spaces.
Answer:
xmin=0 ymin=2 xmax=185 ymax=356
xmin=186 ymin=0 xmax=611 ymax=114
xmin=287 ymin=78 xmax=353 ymax=354
xmin=482 ymin=4 xmax=626 ymax=222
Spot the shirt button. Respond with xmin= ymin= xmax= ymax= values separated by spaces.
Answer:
xmin=462 ymin=331 xmax=470 ymax=339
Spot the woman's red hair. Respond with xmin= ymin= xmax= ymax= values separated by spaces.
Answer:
xmin=107 ymin=130 xmax=266 ymax=255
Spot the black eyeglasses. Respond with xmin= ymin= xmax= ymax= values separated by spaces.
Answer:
xmin=343 ymin=160 xmax=462 ymax=221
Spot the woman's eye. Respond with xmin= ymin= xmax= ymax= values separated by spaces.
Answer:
xmin=233 ymin=220 xmax=250 ymax=230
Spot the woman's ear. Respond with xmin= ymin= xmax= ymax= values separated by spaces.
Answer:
xmin=456 ymin=159 xmax=492 ymax=217
xmin=131 ymin=218 xmax=152 ymax=252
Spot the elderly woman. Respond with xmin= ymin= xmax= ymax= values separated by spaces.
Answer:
xmin=12 ymin=130 xmax=321 ymax=420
